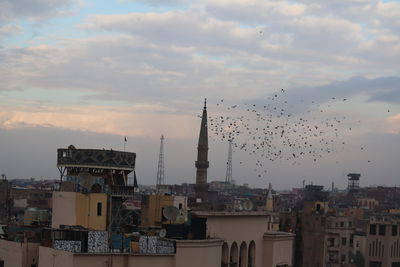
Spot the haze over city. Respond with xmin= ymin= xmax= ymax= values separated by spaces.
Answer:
xmin=1 ymin=0 xmax=400 ymax=189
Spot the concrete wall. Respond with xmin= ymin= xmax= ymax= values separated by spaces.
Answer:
xmin=175 ymin=239 xmax=223 ymax=267
xmin=88 ymin=193 xmax=107 ymax=230
xmin=0 ymin=240 xmax=39 ymax=267
xmin=263 ymin=232 xmax=295 ymax=267
xmin=52 ymin=192 xmax=107 ymax=230
xmin=39 ymin=246 xmax=175 ymax=267
xmin=39 ymin=246 xmax=75 ymax=267
xmin=206 ymin=215 xmax=269 ymax=267
xmin=52 ymin=191 xmax=78 ymax=228
xmin=141 ymin=195 xmax=174 ymax=227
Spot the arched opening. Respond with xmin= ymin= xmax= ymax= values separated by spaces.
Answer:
xmin=230 ymin=242 xmax=238 ymax=267
xmin=222 ymin=242 xmax=229 ymax=267
xmin=248 ymin=241 xmax=255 ymax=267
xmin=239 ymin=241 xmax=247 ymax=267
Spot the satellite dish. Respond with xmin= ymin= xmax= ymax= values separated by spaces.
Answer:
xmin=159 ymin=228 xmax=167 ymax=238
xmin=78 ymin=172 xmax=94 ymax=189
xmin=179 ymin=210 xmax=187 ymax=220
xmin=175 ymin=215 xmax=185 ymax=224
xmin=163 ymin=206 xmax=179 ymax=221
xmin=243 ymin=200 xmax=254 ymax=211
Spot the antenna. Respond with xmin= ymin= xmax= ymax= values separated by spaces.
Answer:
xmin=156 ymin=135 xmax=165 ymax=188
xmin=225 ymin=140 xmax=233 ymax=184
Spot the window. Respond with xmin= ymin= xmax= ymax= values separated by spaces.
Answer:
xmin=370 ymin=224 xmax=377 ymax=235
xmin=349 ymin=221 xmax=353 ymax=228
xmin=97 ymin=202 xmax=102 ymax=216
xmin=392 ymin=225 xmax=398 ymax=236
xmin=342 ymin=237 xmax=347 ymax=246
xmin=340 ymin=221 xmax=345 ymax=227
xmin=0 ymin=260 xmax=3 ymax=267
xmin=341 ymin=254 xmax=346 ymax=263
xmin=316 ymin=204 xmax=321 ymax=212
xmin=379 ymin=225 xmax=386 ymax=236
xmin=350 ymin=235 xmax=354 ymax=247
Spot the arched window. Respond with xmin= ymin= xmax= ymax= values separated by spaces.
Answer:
xmin=230 ymin=242 xmax=238 ymax=267
xmin=222 ymin=242 xmax=229 ymax=267
xmin=239 ymin=241 xmax=247 ymax=267
xmin=248 ymin=241 xmax=255 ymax=267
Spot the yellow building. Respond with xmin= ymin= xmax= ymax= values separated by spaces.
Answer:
xmin=140 ymin=195 xmax=187 ymax=227
xmin=52 ymin=191 xmax=107 ymax=230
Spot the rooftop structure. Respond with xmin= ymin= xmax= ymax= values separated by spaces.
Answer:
xmin=348 ymin=173 xmax=361 ymax=191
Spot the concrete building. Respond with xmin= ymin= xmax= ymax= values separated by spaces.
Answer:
xmin=10 ymin=188 xmax=53 ymax=210
xmin=194 ymin=210 xmax=294 ymax=267
xmin=140 ymin=194 xmax=187 ymax=227
xmin=0 ymin=211 xmax=292 ymax=267
xmin=52 ymin=191 xmax=107 ymax=230
xmin=55 ymin=146 xmax=138 ymax=232
xmin=365 ymin=215 xmax=400 ymax=267
xmin=0 ymin=239 xmax=39 ymax=267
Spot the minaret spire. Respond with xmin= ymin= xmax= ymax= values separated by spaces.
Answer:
xmin=195 ymin=98 xmax=209 ymax=201
xmin=225 ymin=140 xmax=232 ymax=184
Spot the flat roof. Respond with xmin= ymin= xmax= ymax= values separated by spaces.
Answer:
xmin=191 ymin=210 xmax=275 ymax=217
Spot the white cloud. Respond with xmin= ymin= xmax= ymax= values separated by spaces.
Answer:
xmin=0 ymin=104 xmax=198 ymax=139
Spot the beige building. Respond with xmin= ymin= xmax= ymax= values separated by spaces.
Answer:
xmin=140 ymin=195 xmax=187 ymax=227
xmin=52 ymin=191 xmax=107 ymax=230
xmin=365 ymin=215 xmax=400 ymax=267
xmin=357 ymin=198 xmax=379 ymax=210
xmin=325 ymin=216 xmax=358 ymax=266
xmin=0 ymin=239 xmax=39 ymax=267
xmin=196 ymin=211 xmax=294 ymax=267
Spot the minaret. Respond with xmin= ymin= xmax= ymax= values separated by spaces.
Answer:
xmin=195 ymin=99 xmax=209 ymax=201
xmin=266 ymin=183 xmax=273 ymax=211
xmin=225 ymin=140 xmax=232 ymax=184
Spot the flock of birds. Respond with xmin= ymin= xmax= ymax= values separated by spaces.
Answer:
xmin=206 ymin=89 xmax=373 ymax=178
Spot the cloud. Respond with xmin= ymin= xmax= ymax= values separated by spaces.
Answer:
xmin=0 ymin=0 xmax=73 ymax=24
xmin=0 ymin=24 xmax=22 ymax=39
xmin=0 ymin=104 xmax=199 ymax=139
xmin=121 ymin=0 xmax=191 ymax=7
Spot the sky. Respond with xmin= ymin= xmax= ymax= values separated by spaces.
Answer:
xmin=0 ymin=0 xmax=400 ymax=190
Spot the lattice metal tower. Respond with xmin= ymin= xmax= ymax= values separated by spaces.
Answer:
xmin=225 ymin=140 xmax=233 ymax=184
xmin=156 ymin=135 xmax=165 ymax=186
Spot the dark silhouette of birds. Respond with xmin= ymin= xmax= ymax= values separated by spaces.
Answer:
xmin=206 ymin=89 xmax=377 ymax=178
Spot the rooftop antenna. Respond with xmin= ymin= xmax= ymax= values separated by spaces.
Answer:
xmin=225 ymin=140 xmax=233 ymax=184
xmin=156 ymin=135 xmax=165 ymax=189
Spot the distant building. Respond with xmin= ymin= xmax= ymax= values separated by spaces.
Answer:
xmin=365 ymin=215 xmax=400 ymax=267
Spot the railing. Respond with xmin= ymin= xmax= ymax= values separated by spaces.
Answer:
xmin=108 ymin=185 xmax=135 ymax=196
